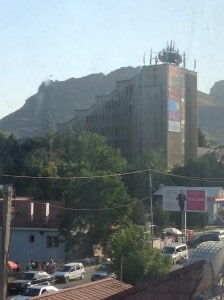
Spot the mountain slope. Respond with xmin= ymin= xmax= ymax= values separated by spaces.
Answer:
xmin=0 ymin=67 xmax=141 ymax=138
xmin=1 ymin=67 xmax=224 ymax=145
xmin=197 ymin=81 xmax=224 ymax=144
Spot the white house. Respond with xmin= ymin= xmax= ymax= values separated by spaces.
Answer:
xmin=0 ymin=197 xmax=66 ymax=268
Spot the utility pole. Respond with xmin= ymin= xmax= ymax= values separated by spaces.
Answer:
xmin=0 ymin=184 xmax=13 ymax=300
xmin=149 ymin=167 xmax=154 ymax=247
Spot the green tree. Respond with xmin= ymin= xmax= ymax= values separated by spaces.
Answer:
xmin=55 ymin=130 xmax=134 ymax=257
xmin=126 ymin=151 xmax=173 ymax=228
xmin=198 ymin=128 xmax=208 ymax=147
xmin=110 ymin=225 xmax=171 ymax=285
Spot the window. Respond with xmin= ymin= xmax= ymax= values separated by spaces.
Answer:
xmin=47 ymin=236 xmax=59 ymax=248
xmin=29 ymin=235 xmax=35 ymax=243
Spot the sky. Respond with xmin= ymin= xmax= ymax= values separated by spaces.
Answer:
xmin=0 ymin=0 xmax=224 ymax=119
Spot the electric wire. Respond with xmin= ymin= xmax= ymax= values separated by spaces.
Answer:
xmin=1 ymin=167 xmax=224 ymax=182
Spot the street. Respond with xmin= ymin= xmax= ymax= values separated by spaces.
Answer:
xmin=7 ymin=265 xmax=97 ymax=299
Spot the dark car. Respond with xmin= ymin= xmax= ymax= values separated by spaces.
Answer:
xmin=187 ymin=232 xmax=220 ymax=248
xmin=8 ymin=271 xmax=53 ymax=295
xmin=91 ymin=263 xmax=116 ymax=281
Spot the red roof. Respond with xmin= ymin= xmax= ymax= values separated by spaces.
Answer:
xmin=0 ymin=198 xmax=64 ymax=228
xmin=31 ymin=278 xmax=133 ymax=300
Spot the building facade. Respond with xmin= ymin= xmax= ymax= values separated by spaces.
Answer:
xmin=0 ymin=197 xmax=65 ymax=267
xmin=59 ymin=63 xmax=197 ymax=168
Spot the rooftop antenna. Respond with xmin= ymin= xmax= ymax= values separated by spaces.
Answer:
xmin=150 ymin=49 xmax=152 ymax=65
xmin=194 ymin=59 xmax=196 ymax=71
xmin=143 ymin=53 xmax=146 ymax=66
xmin=183 ymin=52 xmax=186 ymax=68
xmin=158 ymin=41 xmax=183 ymax=66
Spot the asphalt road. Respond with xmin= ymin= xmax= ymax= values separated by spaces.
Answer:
xmin=7 ymin=265 xmax=97 ymax=299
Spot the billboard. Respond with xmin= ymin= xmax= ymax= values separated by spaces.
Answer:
xmin=168 ymin=65 xmax=183 ymax=133
xmin=163 ymin=187 xmax=207 ymax=212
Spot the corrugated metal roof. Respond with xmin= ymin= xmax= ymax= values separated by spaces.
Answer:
xmin=31 ymin=278 xmax=133 ymax=300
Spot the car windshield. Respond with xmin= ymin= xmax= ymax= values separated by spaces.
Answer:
xmin=22 ymin=287 xmax=40 ymax=296
xmin=98 ymin=264 xmax=110 ymax=272
xmin=162 ymin=247 xmax=175 ymax=254
xmin=22 ymin=273 xmax=35 ymax=280
xmin=58 ymin=266 xmax=71 ymax=272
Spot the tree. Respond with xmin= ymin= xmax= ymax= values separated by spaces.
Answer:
xmin=125 ymin=151 xmax=173 ymax=228
xmin=110 ymin=224 xmax=171 ymax=285
xmin=56 ymin=130 xmax=134 ymax=257
xmin=198 ymin=128 xmax=208 ymax=147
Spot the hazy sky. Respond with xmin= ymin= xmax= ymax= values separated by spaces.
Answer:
xmin=0 ymin=0 xmax=223 ymax=119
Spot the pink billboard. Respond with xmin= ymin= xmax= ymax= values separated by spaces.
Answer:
xmin=186 ymin=190 xmax=207 ymax=212
xmin=163 ymin=187 xmax=207 ymax=212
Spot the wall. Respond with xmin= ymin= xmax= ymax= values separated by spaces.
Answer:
xmin=5 ymin=228 xmax=65 ymax=267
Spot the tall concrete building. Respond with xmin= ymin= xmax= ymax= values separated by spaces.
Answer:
xmin=59 ymin=46 xmax=197 ymax=168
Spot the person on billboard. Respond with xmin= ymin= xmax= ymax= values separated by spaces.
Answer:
xmin=176 ymin=190 xmax=186 ymax=212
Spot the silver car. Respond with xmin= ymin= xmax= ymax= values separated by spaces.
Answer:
xmin=11 ymin=284 xmax=59 ymax=299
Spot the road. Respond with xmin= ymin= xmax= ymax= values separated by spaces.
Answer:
xmin=7 ymin=265 xmax=97 ymax=299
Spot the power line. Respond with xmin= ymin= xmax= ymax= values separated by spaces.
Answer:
xmin=0 ymin=169 xmax=149 ymax=180
xmin=31 ymin=197 xmax=149 ymax=212
xmin=1 ymin=168 xmax=224 ymax=182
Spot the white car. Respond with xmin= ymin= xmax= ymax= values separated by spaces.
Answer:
xmin=11 ymin=284 xmax=59 ymax=299
xmin=54 ymin=262 xmax=85 ymax=283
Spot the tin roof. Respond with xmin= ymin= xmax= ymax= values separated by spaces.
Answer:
xmin=31 ymin=278 xmax=133 ymax=300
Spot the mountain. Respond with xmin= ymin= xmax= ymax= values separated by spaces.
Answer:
xmin=0 ymin=67 xmax=224 ymax=145
xmin=0 ymin=67 xmax=141 ymax=138
xmin=197 ymin=81 xmax=224 ymax=144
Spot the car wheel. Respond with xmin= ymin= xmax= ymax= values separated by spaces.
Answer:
xmin=80 ymin=273 xmax=84 ymax=280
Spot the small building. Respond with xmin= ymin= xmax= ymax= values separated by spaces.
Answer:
xmin=0 ymin=197 xmax=65 ymax=267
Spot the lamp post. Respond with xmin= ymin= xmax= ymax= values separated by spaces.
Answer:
xmin=149 ymin=167 xmax=154 ymax=246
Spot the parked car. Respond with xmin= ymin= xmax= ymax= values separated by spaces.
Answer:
xmin=11 ymin=284 xmax=59 ymax=299
xmin=8 ymin=271 xmax=54 ymax=295
xmin=187 ymin=232 xmax=221 ymax=248
xmin=162 ymin=243 xmax=188 ymax=264
xmin=54 ymin=262 xmax=85 ymax=283
xmin=91 ymin=263 xmax=116 ymax=281
xmin=210 ymin=229 xmax=224 ymax=241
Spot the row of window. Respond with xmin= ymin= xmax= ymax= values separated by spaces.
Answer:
xmin=29 ymin=235 xmax=59 ymax=248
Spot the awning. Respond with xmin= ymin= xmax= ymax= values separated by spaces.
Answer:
xmin=7 ymin=260 xmax=18 ymax=269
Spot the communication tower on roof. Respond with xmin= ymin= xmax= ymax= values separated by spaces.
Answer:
xmin=150 ymin=41 xmax=186 ymax=68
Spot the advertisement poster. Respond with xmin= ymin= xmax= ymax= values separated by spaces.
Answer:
xmin=168 ymin=65 xmax=182 ymax=132
xmin=163 ymin=187 xmax=207 ymax=212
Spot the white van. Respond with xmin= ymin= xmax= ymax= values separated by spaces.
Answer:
xmin=162 ymin=243 xmax=188 ymax=264
xmin=54 ymin=262 xmax=85 ymax=283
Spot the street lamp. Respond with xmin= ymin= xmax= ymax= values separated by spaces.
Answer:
xmin=149 ymin=167 xmax=154 ymax=246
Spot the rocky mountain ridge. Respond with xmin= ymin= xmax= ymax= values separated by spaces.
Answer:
xmin=0 ymin=67 xmax=224 ymax=144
